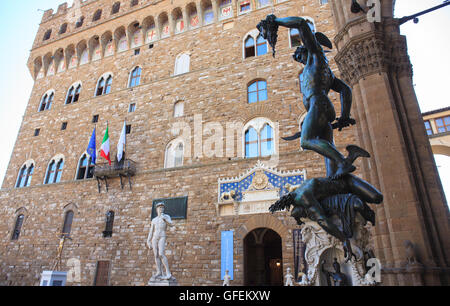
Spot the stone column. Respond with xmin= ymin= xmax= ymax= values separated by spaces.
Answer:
xmin=330 ymin=0 xmax=450 ymax=285
xmin=196 ymin=1 xmax=204 ymax=27
xmin=182 ymin=8 xmax=189 ymax=32
xmin=168 ymin=13 xmax=175 ymax=36
xmin=212 ymin=0 xmax=219 ymax=23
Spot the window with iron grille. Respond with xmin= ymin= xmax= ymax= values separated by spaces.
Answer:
xmin=62 ymin=210 xmax=74 ymax=238
xmin=11 ymin=215 xmax=25 ymax=241
xmin=103 ymin=211 xmax=115 ymax=238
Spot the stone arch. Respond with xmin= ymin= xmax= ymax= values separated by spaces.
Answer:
xmin=63 ymin=202 xmax=79 ymax=215
xmin=101 ymin=31 xmax=114 ymax=57
xmin=53 ymin=48 xmax=65 ymax=73
xmin=33 ymin=57 xmax=43 ymax=80
xmin=157 ymin=12 xmax=170 ymax=38
xmin=127 ymin=20 xmax=143 ymax=48
xmin=171 ymin=7 xmax=184 ymax=34
xmin=236 ymin=214 xmax=289 ymax=240
xmin=114 ymin=26 xmax=128 ymax=52
xmin=65 ymin=44 xmax=77 ymax=69
xmin=88 ymin=35 xmax=101 ymax=61
xmin=143 ymin=16 xmax=158 ymax=43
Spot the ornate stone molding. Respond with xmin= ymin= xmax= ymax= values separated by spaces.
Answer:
xmin=216 ymin=161 xmax=306 ymax=216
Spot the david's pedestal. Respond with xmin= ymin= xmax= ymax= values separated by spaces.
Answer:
xmin=148 ymin=276 xmax=178 ymax=286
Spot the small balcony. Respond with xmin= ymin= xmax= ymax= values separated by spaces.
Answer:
xmin=93 ymin=159 xmax=136 ymax=192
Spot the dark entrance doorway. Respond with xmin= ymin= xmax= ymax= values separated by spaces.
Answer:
xmin=244 ymin=228 xmax=283 ymax=286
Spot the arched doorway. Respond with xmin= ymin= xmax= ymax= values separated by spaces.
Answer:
xmin=244 ymin=228 xmax=283 ymax=286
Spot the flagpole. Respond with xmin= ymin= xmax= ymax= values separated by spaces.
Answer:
xmin=124 ymin=118 xmax=127 ymax=162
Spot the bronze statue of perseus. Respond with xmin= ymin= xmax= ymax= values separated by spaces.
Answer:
xmin=258 ymin=15 xmax=368 ymax=180
xmin=259 ymin=15 xmax=384 ymax=261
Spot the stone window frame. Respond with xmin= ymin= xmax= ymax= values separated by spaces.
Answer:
xmin=93 ymin=9 xmax=103 ymax=22
xmin=65 ymin=81 xmax=82 ymax=105
xmin=243 ymin=29 xmax=268 ymax=59
xmin=95 ymin=72 xmax=114 ymax=97
xmin=75 ymin=152 xmax=95 ymax=181
xmin=247 ymin=79 xmax=268 ymax=104
xmin=10 ymin=208 xmax=29 ymax=241
xmin=15 ymin=160 xmax=35 ymax=189
xmin=174 ymin=101 xmax=185 ymax=118
xmin=38 ymin=89 xmax=55 ymax=112
xmin=61 ymin=208 xmax=75 ymax=238
xmin=43 ymin=154 xmax=65 ymax=185
xmin=242 ymin=117 xmax=277 ymax=158
xmin=111 ymin=2 xmax=121 ymax=15
xmin=59 ymin=23 xmax=68 ymax=35
xmin=174 ymin=52 xmax=191 ymax=76
xmin=164 ymin=138 xmax=185 ymax=169
xmin=127 ymin=66 xmax=142 ymax=88
xmin=103 ymin=210 xmax=115 ymax=238
xmin=43 ymin=29 xmax=52 ymax=41
xmin=237 ymin=0 xmax=252 ymax=15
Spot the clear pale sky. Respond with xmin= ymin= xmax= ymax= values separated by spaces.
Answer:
xmin=0 ymin=0 xmax=448 ymax=203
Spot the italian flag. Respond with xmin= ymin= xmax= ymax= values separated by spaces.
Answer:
xmin=100 ymin=124 xmax=112 ymax=165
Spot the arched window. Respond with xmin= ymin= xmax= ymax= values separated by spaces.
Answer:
xmin=103 ymin=211 xmax=115 ymax=238
xmin=245 ymin=127 xmax=259 ymax=158
xmin=244 ymin=119 xmax=275 ymax=158
xmin=93 ymin=9 xmax=102 ymax=22
xmin=105 ymin=76 xmax=112 ymax=94
xmin=174 ymin=101 xmax=184 ymax=118
xmin=75 ymin=16 xmax=85 ymax=28
xmin=11 ymin=215 xmax=25 ymax=241
xmin=43 ymin=29 xmax=52 ymax=41
xmin=174 ymin=53 xmax=190 ymax=76
xmin=245 ymin=36 xmax=255 ymax=58
xmin=16 ymin=163 xmax=34 ymax=188
xmin=38 ymin=91 xmax=54 ymax=112
xmin=62 ymin=210 xmax=74 ymax=238
xmin=129 ymin=67 xmax=141 ymax=87
xmin=165 ymin=141 xmax=184 ymax=168
xmin=59 ymin=23 xmax=68 ymax=35
xmin=244 ymin=34 xmax=268 ymax=58
xmin=77 ymin=153 xmax=95 ymax=180
xmin=248 ymin=80 xmax=268 ymax=103
xmin=96 ymin=75 xmax=113 ymax=96
xmin=131 ymin=0 xmax=139 ymax=6
xmin=45 ymin=157 xmax=64 ymax=184
xmin=66 ymin=83 xmax=82 ymax=104
xmin=260 ymin=124 xmax=274 ymax=157
xmin=112 ymin=2 xmax=121 ymax=14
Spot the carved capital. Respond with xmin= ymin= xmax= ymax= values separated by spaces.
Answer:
xmin=334 ymin=31 xmax=413 ymax=85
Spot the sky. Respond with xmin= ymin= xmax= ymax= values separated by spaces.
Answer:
xmin=0 ymin=0 xmax=448 ymax=203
